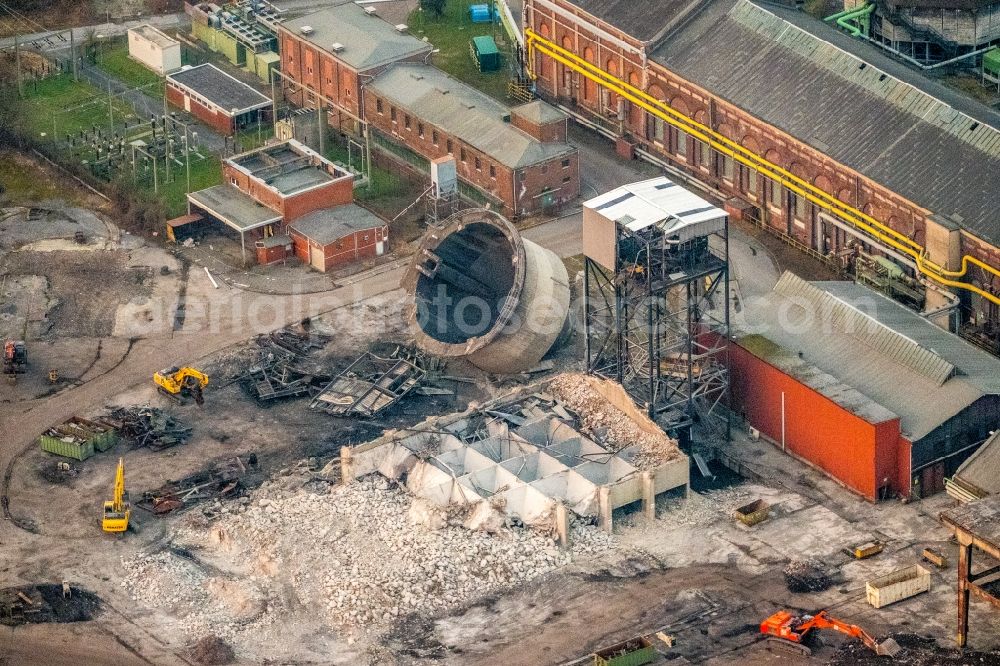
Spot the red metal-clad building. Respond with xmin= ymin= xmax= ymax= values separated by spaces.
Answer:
xmin=729 ymin=273 xmax=1000 ymax=501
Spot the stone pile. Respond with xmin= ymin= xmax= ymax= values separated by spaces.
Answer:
xmin=119 ymin=550 xmax=271 ymax=643
xmin=121 ymin=474 xmax=616 ymax=643
xmin=547 ymin=373 xmax=683 ymax=467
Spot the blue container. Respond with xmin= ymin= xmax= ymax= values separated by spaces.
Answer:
xmin=470 ymin=4 xmax=492 ymax=23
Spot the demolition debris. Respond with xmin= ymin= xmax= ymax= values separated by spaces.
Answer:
xmin=106 ymin=406 xmax=192 ymax=451
xmin=311 ymin=351 xmax=424 ymax=418
xmin=137 ymin=458 xmax=247 ymax=515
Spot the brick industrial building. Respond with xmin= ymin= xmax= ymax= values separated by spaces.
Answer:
xmin=730 ymin=273 xmax=1000 ymax=500
xmin=365 ymin=65 xmax=580 ymax=215
xmin=287 ymin=204 xmax=387 ymax=272
xmin=185 ymin=139 xmax=386 ymax=269
xmin=524 ymin=0 xmax=1000 ymax=348
xmin=166 ymin=63 xmax=271 ymax=135
xmin=276 ymin=3 xmax=432 ymax=132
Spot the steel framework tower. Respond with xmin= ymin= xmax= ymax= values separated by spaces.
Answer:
xmin=582 ymin=178 xmax=730 ymax=444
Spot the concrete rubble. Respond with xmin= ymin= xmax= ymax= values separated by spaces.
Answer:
xmin=343 ymin=372 xmax=690 ymax=535
xmin=120 ymin=473 xmax=616 ymax=656
xmin=548 ymin=373 xmax=685 ymax=469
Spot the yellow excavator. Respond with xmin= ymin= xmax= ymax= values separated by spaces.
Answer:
xmin=102 ymin=458 xmax=130 ymax=533
xmin=153 ymin=366 xmax=209 ymax=405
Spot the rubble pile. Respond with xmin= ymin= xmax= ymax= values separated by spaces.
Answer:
xmin=120 ymin=549 xmax=272 ymax=642
xmin=783 ymin=558 xmax=837 ymax=593
xmin=189 ymin=635 xmax=236 ymax=665
xmin=548 ymin=373 xmax=683 ymax=467
xmin=121 ymin=475 xmax=614 ymax=642
xmin=657 ymin=486 xmax=753 ymax=527
xmin=106 ymin=406 xmax=191 ymax=451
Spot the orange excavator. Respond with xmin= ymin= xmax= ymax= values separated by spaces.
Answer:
xmin=761 ymin=610 xmax=901 ymax=657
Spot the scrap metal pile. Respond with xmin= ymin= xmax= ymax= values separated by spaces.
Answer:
xmin=105 ymin=407 xmax=192 ymax=452
xmin=241 ymin=328 xmax=334 ymax=403
xmin=137 ymin=458 xmax=247 ymax=515
xmin=310 ymin=351 xmax=424 ymax=418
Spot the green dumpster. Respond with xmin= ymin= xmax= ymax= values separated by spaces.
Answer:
xmin=470 ymin=35 xmax=501 ymax=72
xmin=593 ymin=637 xmax=657 ymax=666
xmin=39 ymin=416 xmax=117 ymax=461
xmin=985 ymin=48 xmax=1000 ymax=78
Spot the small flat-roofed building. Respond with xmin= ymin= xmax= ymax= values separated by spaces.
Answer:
xmin=365 ymin=64 xmax=580 ymax=216
xmin=186 ymin=139 xmax=356 ymax=264
xmin=287 ymin=203 xmax=388 ymax=272
xmin=277 ymin=3 xmax=433 ymax=130
xmin=166 ymin=63 xmax=271 ymax=135
xmin=127 ymin=24 xmax=181 ymax=75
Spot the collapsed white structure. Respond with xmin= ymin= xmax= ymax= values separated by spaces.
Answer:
xmin=338 ymin=373 xmax=690 ymax=539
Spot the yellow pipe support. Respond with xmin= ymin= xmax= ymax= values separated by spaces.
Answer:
xmin=525 ymin=29 xmax=1000 ymax=305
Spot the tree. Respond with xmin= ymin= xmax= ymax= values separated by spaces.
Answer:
xmin=419 ymin=0 xmax=446 ymax=18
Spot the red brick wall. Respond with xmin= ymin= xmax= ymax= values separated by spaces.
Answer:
xmin=167 ymin=83 xmax=234 ymax=135
xmin=729 ymin=340 xmax=904 ymax=501
xmin=289 ymin=224 xmax=388 ymax=271
xmin=222 ymin=162 xmax=354 ymax=226
xmin=526 ymin=0 xmax=1000 ymax=305
xmin=511 ymin=113 xmax=567 ymax=143
xmin=364 ymin=89 xmax=580 ymax=215
xmin=279 ymin=29 xmax=362 ymax=126
xmin=281 ymin=178 xmax=354 ymax=223
xmin=222 ymin=162 xmax=283 ymax=212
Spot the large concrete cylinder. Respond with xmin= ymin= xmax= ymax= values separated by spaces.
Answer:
xmin=401 ymin=209 xmax=571 ymax=374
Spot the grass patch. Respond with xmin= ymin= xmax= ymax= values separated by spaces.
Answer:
xmin=408 ymin=1 xmax=512 ymax=101
xmin=324 ymin=141 xmax=406 ymax=202
xmin=0 ymin=150 xmax=66 ymax=203
xmin=151 ymin=152 xmax=223 ymax=218
xmin=359 ymin=167 xmax=406 ymax=202
xmin=95 ymin=43 xmax=164 ymax=97
xmin=236 ymin=123 xmax=275 ymax=152
xmin=19 ymin=74 xmax=138 ymax=139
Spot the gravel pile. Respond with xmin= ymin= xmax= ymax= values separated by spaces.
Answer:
xmin=657 ymin=486 xmax=753 ymax=526
xmin=120 ymin=550 xmax=271 ymax=643
xmin=548 ymin=373 xmax=682 ymax=468
xmin=122 ymin=474 xmax=616 ymax=645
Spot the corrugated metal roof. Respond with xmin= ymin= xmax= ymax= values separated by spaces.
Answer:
xmin=818 ymin=280 xmax=1000 ymax=396
xmin=738 ymin=333 xmax=899 ymax=425
xmin=954 ymin=430 xmax=1000 ymax=496
xmin=568 ymin=0 xmax=705 ymax=42
xmin=368 ymin=65 xmax=576 ymax=168
xmin=582 ymin=176 xmax=726 ymax=240
xmin=738 ymin=273 xmax=999 ymax=441
xmin=650 ymin=0 xmax=1000 ymax=247
xmin=280 ymin=2 xmax=431 ymax=71
xmin=774 ymin=273 xmax=956 ymax=386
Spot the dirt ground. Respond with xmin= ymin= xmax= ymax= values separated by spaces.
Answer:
xmin=1 ymin=138 xmax=998 ymax=665
xmin=0 ymin=204 xmax=182 ymax=402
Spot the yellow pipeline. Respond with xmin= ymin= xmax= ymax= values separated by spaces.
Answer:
xmin=525 ymin=29 xmax=1000 ymax=305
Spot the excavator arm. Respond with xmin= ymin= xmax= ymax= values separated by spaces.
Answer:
xmin=805 ymin=612 xmax=880 ymax=652
xmin=762 ymin=610 xmax=901 ymax=658
xmin=102 ymin=458 xmax=130 ymax=533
